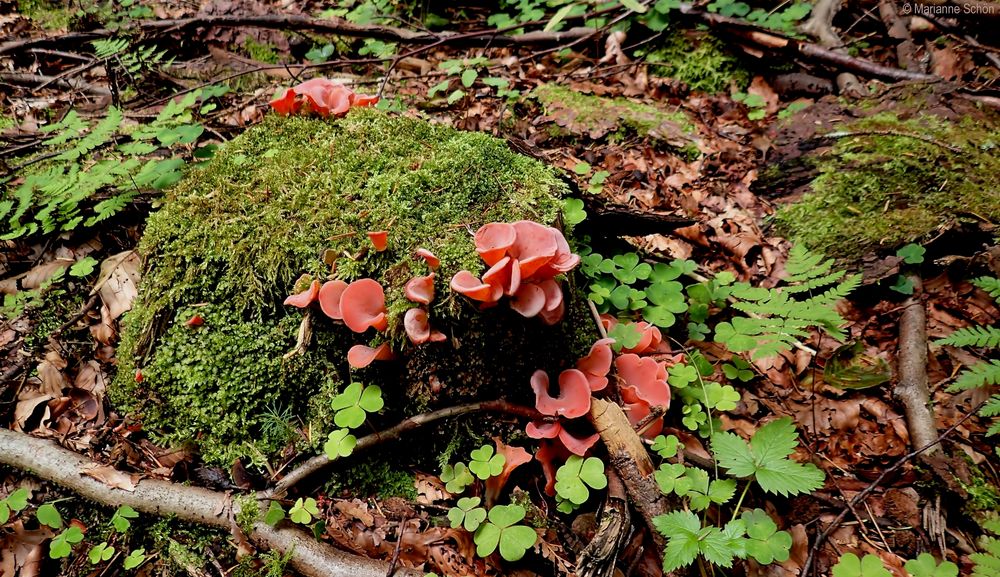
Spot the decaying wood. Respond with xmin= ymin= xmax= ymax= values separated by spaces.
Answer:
xmin=576 ymin=470 xmax=631 ymax=577
xmin=895 ymin=273 xmax=940 ymax=455
xmin=0 ymin=428 xmax=422 ymax=577
xmin=877 ymin=0 xmax=921 ymax=72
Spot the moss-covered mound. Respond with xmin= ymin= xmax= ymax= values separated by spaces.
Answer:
xmin=113 ymin=109 xmax=591 ymax=465
xmin=762 ymin=88 xmax=1000 ymax=259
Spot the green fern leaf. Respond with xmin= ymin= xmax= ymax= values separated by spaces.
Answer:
xmin=936 ymin=326 xmax=1000 ymax=348
xmin=948 ymin=360 xmax=1000 ymax=392
xmin=973 ymin=277 xmax=1000 ymax=300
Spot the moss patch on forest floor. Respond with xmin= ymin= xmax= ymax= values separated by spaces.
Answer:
xmin=113 ymin=108 xmax=593 ymax=466
xmin=763 ymin=87 xmax=1000 ymax=260
xmin=642 ymin=30 xmax=752 ymax=94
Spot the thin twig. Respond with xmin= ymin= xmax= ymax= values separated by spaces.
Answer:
xmin=801 ymin=398 xmax=987 ymax=577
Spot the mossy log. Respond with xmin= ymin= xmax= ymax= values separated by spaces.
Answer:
xmin=112 ymin=109 xmax=596 ymax=466
xmin=758 ymin=85 xmax=1000 ymax=260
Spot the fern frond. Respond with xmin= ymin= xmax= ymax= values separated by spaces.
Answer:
xmin=974 ymin=277 xmax=1000 ymax=300
xmin=936 ymin=326 xmax=1000 ymax=348
xmin=981 ymin=395 xmax=1000 ymax=418
xmin=948 ymin=359 xmax=1000 ymax=392
xmin=784 ymin=244 xmax=835 ymax=282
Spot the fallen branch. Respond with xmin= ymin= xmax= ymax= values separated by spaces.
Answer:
xmin=271 ymin=399 xmax=542 ymax=496
xmin=0 ymin=428 xmax=422 ymax=577
xmin=800 ymin=0 xmax=866 ymax=95
xmin=0 ymin=72 xmax=111 ymax=96
xmin=895 ymin=273 xmax=940 ymax=454
xmin=0 ymin=14 xmax=596 ymax=57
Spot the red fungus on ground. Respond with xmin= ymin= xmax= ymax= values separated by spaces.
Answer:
xmin=414 ymin=248 xmax=440 ymax=269
xmin=185 ymin=315 xmax=204 ymax=328
xmin=318 ymin=280 xmax=349 ymax=320
xmin=620 ymin=321 xmax=663 ymax=355
xmin=474 ymin=222 xmax=517 ymax=266
xmin=403 ymin=308 xmax=431 ymax=344
xmin=429 ymin=330 xmax=447 ymax=342
xmin=534 ymin=440 xmax=571 ymax=496
xmin=509 ymin=221 xmax=558 ymax=277
xmin=347 ymin=343 xmax=394 ymax=369
xmin=510 ymin=284 xmax=546 ymax=318
xmin=284 ymin=279 xmax=321 ymax=308
xmin=449 ymin=270 xmax=496 ymax=302
xmin=367 ymin=231 xmax=388 ymax=252
xmin=269 ymin=78 xmax=378 ymax=118
xmin=615 ymin=354 xmax=671 ymax=408
xmin=340 ymin=279 xmax=388 ymax=333
xmin=525 ymin=420 xmax=599 ymax=456
xmin=404 ymin=273 xmax=435 ymax=305
xmin=530 ymin=369 xmax=592 ymax=419
xmin=485 ymin=438 xmax=533 ymax=506
xmin=576 ymin=338 xmax=615 ymax=391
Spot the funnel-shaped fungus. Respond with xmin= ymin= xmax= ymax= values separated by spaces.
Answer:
xmin=367 ymin=231 xmax=388 ymax=252
xmin=475 ymin=222 xmax=517 ymax=266
xmin=538 ymin=300 xmax=565 ymax=325
xmin=525 ymin=420 xmax=599 ymax=457
xmin=482 ymin=256 xmax=520 ymax=297
xmin=284 ymin=279 xmax=321 ymax=308
xmin=347 ymin=343 xmax=394 ymax=368
xmin=530 ymin=369 xmax=592 ymax=419
xmin=511 ymin=284 xmax=546 ymax=318
xmin=576 ymin=338 xmax=615 ymax=391
xmin=538 ymin=279 xmax=563 ymax=312
xmin=534 ymin=229 xmax=581 ymax=279
xmin=404 ymin=308 xmax=431 ymax=344
xmin=485 ymin=438 xmax=533 ymax=506
xmin=450 ymin=270 xmax=496 ymax=302
xmin=623 ymin=399 xmax=664 ymax=439
xmin=616 ymin=354 xmax=670 ymax=408
xmin=318 ymin=280 xmax=349 ymax=320
xmin=509 ymin=220 xmax=558 ymax=277
xmin=340 ymin=279 xmax=388 ymax=333
xmin=269 ymin=78 xmax=378 ymax=118
xmin=621 ymin=321 xmax=662 ymax=355
xmin=415 ymin=248 xmax=440 ymax=269
xmin=404 ymin=273 xmax=435 ymax=305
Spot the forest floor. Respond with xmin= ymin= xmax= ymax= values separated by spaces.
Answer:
xmin=2 ymin=1 xmax=1000 ymax=576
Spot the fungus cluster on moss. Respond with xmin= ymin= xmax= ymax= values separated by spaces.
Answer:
xmin=113 ymin=108 xmax=584 ymax=465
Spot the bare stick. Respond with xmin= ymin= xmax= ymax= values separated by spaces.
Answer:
xmin=895 ymin=273 xmax=940 ymax=454
xmin=800 ymin=0 xmax=867 ymax=95
xmin=0 ymin=428 xmax=422 ymax=577
xmin=271 ymin=400 xmax=541 ymax=496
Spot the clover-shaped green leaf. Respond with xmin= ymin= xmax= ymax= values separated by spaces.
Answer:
xmin=37 ymin=503 xmax=63 ymax=529
xmin=554 ymin=456 xmax=607 ymax=505
xmin=608 ymin=284 xmax=646 ymax=311
xmin=896 ymin=243 xmax=926 ymax=265
xmin=649 ymin=262 xmax=683 ymax=283
xmin=654 ymin=463 xmax=693 ymax=497
xmin=469 ymin=445 xmax=506 ymax=480
xmin=473 ymin=505 xmax=538 ymax=561
xmin=88 ymin=542 xmax=115 ymax=564
xmin=702 ymin=382 xmax=742 ymax=411
xmin=123 ymin=548 xmax=147 ymax=570
xmin=683 ymin=468 xmax=736 ymax=510
xmin=681 ymin=401 xmax=708 ymax=431
xmin=832 ymin=553 xmax=891 ymax=577
xmin=903 ymin=553 xmax=958 ymax=577
xmin=741 ymin=509 xmax=792 ymax=564
xmin=688 ymin=322 xmax=710 ymax=341
xmin=0 ymin=502 xmax=8 ymax=524
xmin=890 ymin=275 xmax=914 ymax=295
xmin=588 ymin=170 xmax=609 ymax=194
xmin=667 ymin=363 xmax=699 ymax=389
xmin=562 ymin=198 xmax=587 ymax=226
xmin=324 ymin=428 xmax=358 ymax=460
xmin=440 ymin=462 xmax=475 ymax=494
xmin=651 ymin=434 xmax=679 ymax=458
xmin=49 ymin=526 xmax=84 ymax=559
xmin=612 ymin=253 xmax=651 ymax=284
xmin=448 ymin=497 xmax=487 ymax=531
xmin=607 ymin=322 xmax=643 ymax=351
xmin=263 ymin=501 xmax=286 ymax=526
xmin=111 ymin=505 xmax=139 ymax=533
xmin=722 ymin=357 xmax=754 ymax=382
xmin=331 ymin=382 xmax=384 ymax=429
xmin=6 ymin=488 xmax=29 ymax=512
xmin=289 ymin=497 xmax=319 ymax=525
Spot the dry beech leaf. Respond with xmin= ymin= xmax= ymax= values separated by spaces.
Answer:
xmin=13 ymin=395 xmax=53 ymax=432
xmin=37 ymin=350 xmax=70 ymax=397
xmin=92 ymin=250 xmax=142 ymax=321
xmin=81 ymin=464 xmax=139 ymax=492
xmin=0 ymin=259 xmax=74 ymax=295
xmin=89 ymin=303 xmax=117 ymax=345
xmin=0 ymin=521 xmax=55 ymax=577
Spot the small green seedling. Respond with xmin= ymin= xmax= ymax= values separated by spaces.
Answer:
xmin=123 ymin=548 xmax=147 ymax=569
xmin=331 ymin=382 xmax=384 ymax=429
xmin=289 ymin=498 xmax=320 ymax=525
xmin=264 ymin=501 xmax=286 ymax=526
xmin=904 ymin=553 xmax=958 ymax=577
xmin=468 ymin=445 xmax=505 ymax=480
xmin=111 ymin=505 xmax=139 ymax=532
xmin=651 ymin=434 xmax=679 ymax=458
xmin=36 ymin=503 xmax=63 ymax=529
xmin=473 ymin=504 xmax=538 ymax=561
xmin=324 ymin=428 xmax=358 ymax=460
xmin=741 ymin=509 xmax=792 ymax=564
xmin=0 ymin=488 xmax=29 ymax=524
xmin=447 ymin=497 xmax=487 ymax=531
xmin=440 ymin=462 xmax=475 ymax=494
xmin=711 ymin=417 xmax=825 ymax=497
xmin=831 ymin=553 xmax=891 ymax=577
xmin=49 ymin=525 xmax=85 ymax=559
xmin=88 ymin=542 xmax=115 ymax=564
xmin=554 ymin=456 xmax=608 ymax=511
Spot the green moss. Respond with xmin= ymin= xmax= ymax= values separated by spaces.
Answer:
xmin=113 ymin=108 xmax=577 ymax=465
xmin=532 ymin=84 xmax=698 ymax=152
xmin=325 ymin=456 xmax=417 ymax=500
xmin=17 ymin=0 xmax=73 ymax=30
xmin=774 ymin=111 xmax=1000 ymax=259
xmin=243 ymin=39 xmax=280 ymax=64
xmin=644 ymin=30 xmax=751 ymax=94
xmin=234 ymin=495 xmax=260 ymax=536
xmin=963 ymin=462 xmax=1000 ymax=513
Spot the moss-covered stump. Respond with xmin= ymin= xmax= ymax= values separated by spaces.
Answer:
xmin=758 ymin=86 xmax=1000 ymax=260
xmin=113 ymin=109 xmax=593 ymax=466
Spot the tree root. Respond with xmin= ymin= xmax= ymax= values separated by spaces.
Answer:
xmin=0 ymin=428 xmax=422 ymax=577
